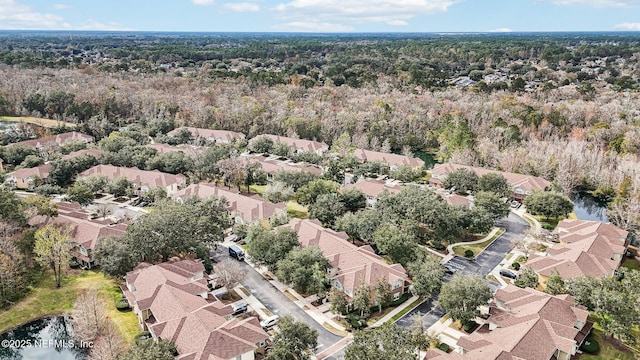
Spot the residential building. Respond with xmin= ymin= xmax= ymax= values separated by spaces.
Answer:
xmin=430 ymin=163 xmax=551 ymax=200
xmin=426 ymin=284 xmax=592 ymax=360
xmin=251 ymin=134 xmax=329 ymax=155
xmin=6 ymin=164 xmax=51 ymax=189
xmin=167 ymin=126 xmax=246 ymax=144
xmin=284 ymin=218 xmax=409 ymax=301
xmin=78 ymin=164 xmax=187 ymax=195
xmin=28 ymin=202 xmax=127 ymax=269
xmin=172 ymin=183 xmax=286 ymax=225
xmin=352 ymin=149 xmax=424 ymax=171
xmin=342 ymin=178 xmax=401 ymax=209
xmin=443 ymin=194 xmax=472 ymax=208
xmin=7 ymin=131 xmax=94 ymax=154
xmin=122 ymin=260 xmax=269 ymax=360
xmin=528 ymin=219 xmax=628 ymax=282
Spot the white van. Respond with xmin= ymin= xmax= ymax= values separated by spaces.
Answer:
xmin=260 ymin=315 xmax=280 ymax=329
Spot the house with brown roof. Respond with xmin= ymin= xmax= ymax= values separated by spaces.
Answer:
xmin=7 ymin=131 xmax=94 ymax=155
xmin=78 ymin=165 xmax=187 ymax=195
xmin=145 ymin=143 xmax=204 ymax=158
xmin=443 ymin=194 xmax=472 ymax=208
xmin=250 ymin=134 xmax=329 ymax=155
xmin=430 ymin=163 xmax=551 ymax=200
xmin=28 ymin=202 xmax=127 ymax=269
xmin=6 ymin=164 xmax=51 ymax=189
xmin=342 ymin=178 xmax=401 ymax=209
xmin=527 ymin=219 xmax=628 ymax=283
xmin=122 ymin=260 xmax=269 ymax=360
xmin=167 ymin=127 xmax=246 ymax=144
xmin=284 ymin=219 xmax=409 ymax=302
xmin=352 ymin=149 xmax=425 ymax=171
xmin=172 ymin=183 xmax=286 ymax=225
xmin=426 ymin=285 xmax=592 ymax=360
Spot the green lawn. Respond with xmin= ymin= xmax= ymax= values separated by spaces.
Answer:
xmin=390 ymin=296 xmax=424 ymax=323
xmin=287 ymin=200 xmax=309 ymax=219
xmin=452 ymin=228 xmax=506 ymax=257
xmin=579 ymin=330 xmax=637 ymax=360
xmin=0 ymin=270 xmax=139 ymax=344
xmin=621 ymin=257 xmax=640 ymax=271
xmin=249 ymin=184 xmax=266 ymax=195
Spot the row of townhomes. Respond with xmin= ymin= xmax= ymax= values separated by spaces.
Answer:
xmin=426 ymin=285 xmax=593 ymax=360
xmin=122 ymin=259 xmax=270 ymax=360
xmin=284 ymin=218 xmax=410 ymax=301
xmin=28 ymin=202 xmax=128 ymax=269
xmin=430 ymin=162 xmax=551 ymax=200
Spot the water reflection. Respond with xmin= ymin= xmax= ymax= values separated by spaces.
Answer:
xmin=571 ymin=192 xmax=609 ymax=223
xmin=0 ymin=317 xmax=86 ymax=360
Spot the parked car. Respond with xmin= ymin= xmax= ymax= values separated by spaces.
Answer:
xmin=500 ymin=269 xmax=517 ymax=279
xmin=231 ymin=301 xmax=248 ymax=316
xmin=510 ymin=200 xmax=521 ymax=209
xmin=229 ymin=245 xmax=245 ymax=261
xmin=443 ymin=264 xmax=457 ymax=275
xmin=260 ymin=315 xmax=280 ymax=329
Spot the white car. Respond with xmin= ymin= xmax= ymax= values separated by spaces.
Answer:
xmin=260 ymin=315 xmax=280 ymax=329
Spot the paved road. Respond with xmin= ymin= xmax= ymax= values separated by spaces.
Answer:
xmin=213 ymin=246 xmax=343 ymax=352
xmin=396 ymin=211 xmax=530 ymax=328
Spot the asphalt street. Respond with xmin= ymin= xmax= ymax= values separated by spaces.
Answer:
xmin=213 ymin=246 xmax=343 ymax=353
xmin=396 ymin=211 xmax=530 ymax=328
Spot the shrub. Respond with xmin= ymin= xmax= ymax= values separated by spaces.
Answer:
xmin=346 ymin=313 xmax=367 ymax=329
xmin=541 ymin=222 xmax=555 ymax=231
xmin=68 ymin=259 xmax=80 ymax=269
xmin=431 ymin=241 xmax=446 ymax=251
xmin=115 ymin=299 xmax=130 ymax=311
xmin=462 ymin=320 xmax=477 ymax=333
xmin=389 ymin=293 xmax=409 ymax=307
xmin=464 ymin=249 xmax=474 ymax=258
xmin=437 ymin=343 xmax=450 ymax=352
xmin=580 ymin=337 xmax=600 ymax=354
xmin=512 ymin=262 xmax=521 ymax=270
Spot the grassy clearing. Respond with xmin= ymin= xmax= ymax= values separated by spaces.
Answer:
xmin=249 ymin=184 xmax=266 ymax=195
xmin=579 ymin=329 xmax=636 ymax=360
xmin=486 ymin=275 xmax=499 ymax=283
xmin=621 ymin=257 xmax=640 ymax=271
xmin=452 ymin=228 xmax=506 ymax=257
xmin=0 ymin=116 xmax=76 ymax=128
xmin=323 ymin=321 xmax=349 ymax=336
xmin=286 ymin=200 xmax=309 ymax=219
xmin=390 ymin=296 xmax=423 ymax=323
xmin=0 ymin=270 xmax=139 ymax=344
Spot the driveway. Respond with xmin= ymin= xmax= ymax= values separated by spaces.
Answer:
xmin=396 ymin=211 xmax=529 ymax=328
xmin=212 ymin=246 xmax=343 ymax=352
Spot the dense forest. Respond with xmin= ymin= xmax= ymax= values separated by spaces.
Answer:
xmin=1 ymin=32 xmax=639 ymax=215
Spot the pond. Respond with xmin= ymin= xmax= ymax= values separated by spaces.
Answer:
xmin=0 ymin=317 xmax=87 ymax=360
xmin=571 ymin=192 xmax=609 ymax=223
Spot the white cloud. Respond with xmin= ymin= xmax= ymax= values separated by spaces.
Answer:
xmin=387 ymin=19 xmax=408 ymax=26
xmin=0 ymin=0 xmax=64 ymax=29
xmin=615 ymin=22 xmax=640 ymax=30
xmin=272 ymin=21 xmax=354 ymax=32
xmin=192 ymin=0 xmax=215 ymax=5
xmin=535 ymin=0 xmax=640 ymax=7
xmin=53 ymin=4 xmax=71 ymax=10
xmin=77 ymin=19 xmax=133 ymax=31
xmin=272 ymin=0 xmax=456 ymax=25
xmin=223 ymin=2 xmax=261 ymax=12
xmin=489 ymin=27 xmax=512 ymax=32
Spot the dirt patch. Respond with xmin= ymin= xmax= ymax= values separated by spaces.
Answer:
xmin=283 ymin=290 xmax=298 ymax=301
xmin=237 ymin=287 xmax=250 ymax=297
xmin=263 ymin=273 xmax=273 ymax=280
xmin=218 ymin=289 xmax=242 ymax=304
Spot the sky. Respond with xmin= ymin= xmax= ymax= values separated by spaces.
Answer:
xmin=0 ymin=0 xmax=639 ymax=33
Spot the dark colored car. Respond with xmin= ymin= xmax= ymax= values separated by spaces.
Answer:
xmin=500 ymin=269 xmax=517 ymax=279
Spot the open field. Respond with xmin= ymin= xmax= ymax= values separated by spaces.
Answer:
xmin=0 ymin=116 xmax=76 ymax=129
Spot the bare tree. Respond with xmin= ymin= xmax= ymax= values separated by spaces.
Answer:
xmin=96 ymin=204 xmax=112 ymax=220
xmin=213 ymin=258 xmax=247 ymax=292
xmin=88 ymin=320 xmax=125 ymax=360
xmin=72 ymin=289 xmax=107 ymax=343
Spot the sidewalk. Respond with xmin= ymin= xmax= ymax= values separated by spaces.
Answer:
xmin=443 ymin=227 xmax=501 ymax=263
xmin=427 ymin=315 xmax=467 ymax=350
xmin=315 ymin=336 xmax=353 ymax=360
xmin=370 ymin=295 xmax=421 ymax=328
